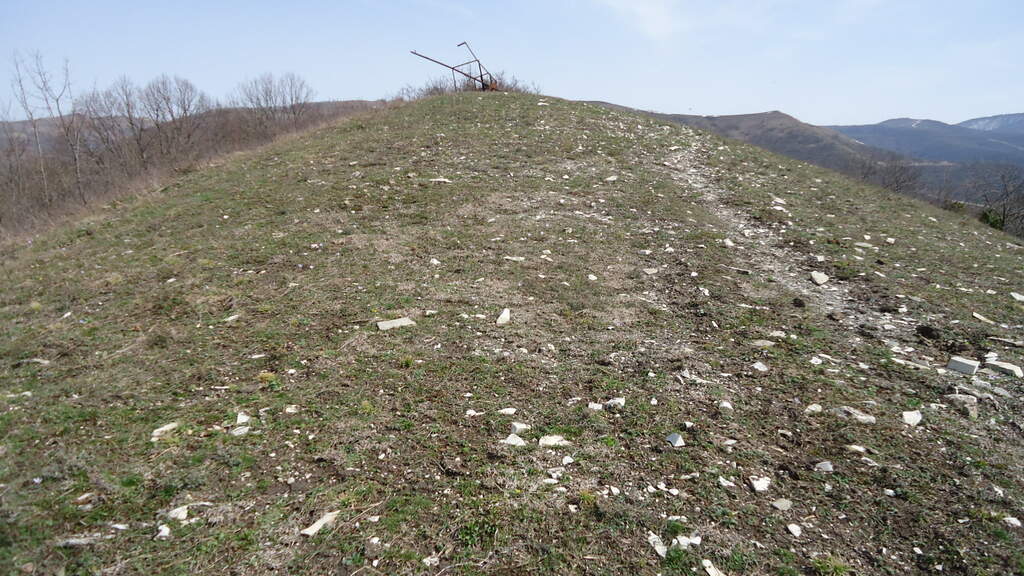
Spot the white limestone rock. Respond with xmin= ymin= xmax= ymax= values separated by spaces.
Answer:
xmin=376 ymin=317 xmax=416 ymax=331
xmin=947 ymin=356 xmax=980 ymax=375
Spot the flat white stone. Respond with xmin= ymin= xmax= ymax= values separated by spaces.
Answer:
xmin=377 ymin=317 xmax=416 ymax=331
xmin=236 ymin=412 xmax=251 ymax=425
xmin=666 ymin=433 xmax=685 ymax=447
xmin=672 ymin=534 xmax=702 ymax=549
xmin=986 ymin=360 xmax=1022 ymax=378
xmin=230 ymin=426 xmax=250 ymax=437
xmin=772 ymin=498 xmax=792 ymax=511
xmin=1004 ymin=517 xmax=1022 ymax=528
xmin=643 ymin=268 xmax=659 ymax=275
xmin=150 ymin=422 xmax=179 ymax=442
xmin=752 ymin=361 xmax=769 ymax=372
xmin=749 ymin=476 xmax=771 ymax=492
xmin=814 ymin=461 xmax=834 ymax=473
xmin=947 ymin=356 xmax=980 ymax=375
xmin=702 ymin=559 xmax=727 ymax=576
xmin=605 ymin=397 xmax=626 ymax=409
xmin=500 ymin=433 xmax=527 ymax=446
xmin=902 ymin=410 xmax=923 ymax=426
xmin=647 ymin=531 xmax=667 ymax=558
xmin=1011 ymin=292 xmax=1024 ymax=302
xmin=587 ymin=402 xmax=604 ymax=411
xmin=804 ymin=403 xmax=823 ymax=414
xmin=810 ymin=271 xmax=829 ymax=286
xmin=497 ymin=407 xmax=516 ymax=415
xmin=787 ymin=523 xmax=802 ymax=537
xmin=167 ymin=505 xmax=190 ymax=522
xmin=538 ymin=435 xmax=571 ymax=447
xmin=496 ymin=308 xmax=511 ymax=325
xmin=717 ymin=476 xmax=736 ymax=488
xmin=300 ymin=510 xmax=340 ymax=536
xmin=834 ymin=405 xmax=876 ymax=424
xmin=510 ymin=422 xmax=531 ymax=435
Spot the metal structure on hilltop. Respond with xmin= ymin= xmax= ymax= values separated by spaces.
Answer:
xmin=410 ymin=42 xmax=498 ymax=91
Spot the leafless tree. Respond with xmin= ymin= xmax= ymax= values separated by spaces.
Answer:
xmin=141 ymin=75 xmax=211 ymax=163
xmin=968 ymin=163 xmax=1024 ymax=234
xmin=280 ymin=72 xmax=315 ymax=126
xmin=10 ymin=54 xmax=50 ymax=206
xmin=849 ymin=153 xmax=920 ymax=196
xmin=26 ymin=54 xmax=88 ymax=205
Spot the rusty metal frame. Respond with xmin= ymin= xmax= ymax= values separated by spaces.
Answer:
xmin=410 ymin=41 xmax=496 ymax=91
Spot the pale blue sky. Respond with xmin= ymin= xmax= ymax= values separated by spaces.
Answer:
xmin=1 ymin=0 xmax=1021 ymax=125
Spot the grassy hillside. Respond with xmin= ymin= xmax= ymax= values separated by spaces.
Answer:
xmin=2 ymin=93 xmax=1023 ymax=575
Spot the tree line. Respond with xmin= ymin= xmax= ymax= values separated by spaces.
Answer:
xmin=0 ymin=54 xmax=346 ymax=236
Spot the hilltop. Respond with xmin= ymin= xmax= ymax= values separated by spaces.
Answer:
xmin=2 ymin=93 xmax=1023 ymax=575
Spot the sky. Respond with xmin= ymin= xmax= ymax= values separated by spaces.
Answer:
xmin=0 ymin=0 xmax=1021 ymax=125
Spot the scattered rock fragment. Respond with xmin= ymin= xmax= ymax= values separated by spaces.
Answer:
xmin=945 ymin=394 xmax=979 ymax=419
xmin=496 ymin=308 xmax=511 ymax=325
xmin=377 ymin=317 xmax=416 ymax=331
xmin=902 ymin=410 xmax=923 ymax=426
xmin=750 ymin=339 xmax=775 ymax=349
xmin=150 ymin=422 xmax=179 ymax=442
xmin=301 ymin=511 xmax=341 ymax=536
xmin=772 ymin=498 xmax=793 ymax=511
xmin=787 ymin=523 xmax=803 ymax=537
xmin=702 ymin=559 xmax=727 ymax=576
xmin=947 ymin=356 xmax=980 ymax=375
xmin=167 ymin=505 xmax=190 ymax=522
xmin=814 ymin=461 xmax=834 ymax=473
xmin=155 ymin=524 xmax=171 ymax=540
xmin=804 ymin=403 xmax=823 ymax=414
xmin=604 ymin=397 xmax=626 ymax=409
xmin=986 ymin=360 xmax=1022 ymax=378
xmin=643 ymin=267 xmax=659 ymax=275
xmin=752 ymin=361 xmax=769 ymax=372
xmin=672 ymin=534 xmax=702 ymax=549
xmin=749 ymin=476 xmax=771 ymax=492
xmin=810 ymin=271 xmax=830 ymax=286
xmin=666 ymin=433 xmax=685 ymax=447
xmin=1011 ymin=292 xmax=1024 ymax=303
xmin=56 ymin=535 xmax=112 ymax=547
xmin=972 ymin=312 xmax=995 ymax=325
xmin=230 ymin=426 xmax=250 ymax=437
xmin=1005 ymin=517 xmax=1022 ymax=528
xmin=833 ymin=406 xmax=876 ymax=424
xmin=510 ymin=422 xmax=531 ymax=435
xmin=647 ymin=531 xmax=667 ymax=558
xmin=500 ymin=434 xmax=527 ymax=447
xmin=497 ymin=407 xmax=517 ymax=415
xmin=538 ymin=435 xmax=571 ymax=447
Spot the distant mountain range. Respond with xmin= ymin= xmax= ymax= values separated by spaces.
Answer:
xmin=958 ymin=113 xmax=1024 ymax=134
xmin=592 ymin=101 xmax=1024 ymax=203
xmin=646 ymin=109 xmax=906 ymax=175
xmin=830 ymin=117 xmax=1024 ymax=167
